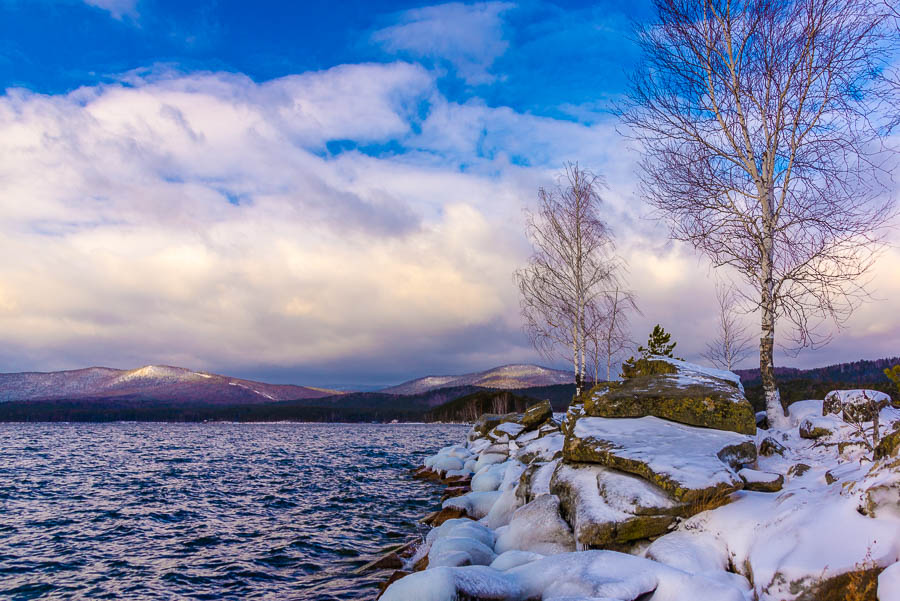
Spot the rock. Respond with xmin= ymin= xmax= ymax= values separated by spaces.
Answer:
xmin=471 ymin=413 xmax=518 ymax=437
xmin=823 ymin=389 xmax=892 ymax=422
xmin=874 ymin=425 xmax=900 ymax=460
xmin=788 ymin=463 xmax=811 ymax=478
xmin=550 ymin=462 xmax=683 ymax=548
xmin=755 ymin=410 xmax=769 ymax=430
xmin=563 ymin=415 xmax=755 ymax=503
xmin=515 ymin=432 xmax=564 ymax=464
xmin=521 ymin=400 xmax=552 ymax=430
xmin=490 ymin=421 xmax=525 ymax=440
xmin=376 ymin=570 xmax=410 ymax=600
xmin=515 ymin=460 xmax=558 ymax=505
xmin=583 ymin=361 xmax=755 ymax=434
xmin=426 ymin=506 xmax=469 ymax=527
xmin=441 ymin=485 xmax=470 ymax=502
xmin=863 ymin=480 xmax=900 ymax=519
xmin=799 ymin=416 xmax=836 ymax=439
xmin=738 ymin=468 xmax=784 ymax=492
xmin=825 ymin=471 xmax=838 ymax=485
xmin=620 ymin=357 xmax=745 ymax=392
xmin=759 ymin=436 xmax=786 ymax=457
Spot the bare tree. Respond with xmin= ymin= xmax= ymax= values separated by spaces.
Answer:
xmin=515 ymin=163 xmax=617 ymax=397
xmin=586 ymin=283 xmax=640 ymax=383
xmin=622 ymin=0 xmax=896 ymax=427
xmin=703 ymin=280 xmax=754 ymax=370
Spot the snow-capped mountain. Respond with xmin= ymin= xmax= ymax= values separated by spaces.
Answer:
xmin=0 ymin=365 xmax=340 ymax=404
xmin=381 ymin=364 xmax=573 ymax=396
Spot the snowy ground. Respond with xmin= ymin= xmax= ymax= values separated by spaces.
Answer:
xmin=382 ymin=389 xmax=900 ymax=601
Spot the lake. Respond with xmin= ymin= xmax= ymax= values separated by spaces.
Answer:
xmin=0 ymin=422 xmax=468 ymax=600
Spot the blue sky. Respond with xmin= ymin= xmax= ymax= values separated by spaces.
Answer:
xmin=0 ymin=0 xmax=896 ymax=388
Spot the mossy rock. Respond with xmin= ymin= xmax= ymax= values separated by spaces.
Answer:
xmin=788 ymin=463 xmax=811 ymax=478
xmin=583 ymin=374 xmax=755 ymax=435
xmin=563 ymin=416 xmax=755 ymax=504
xmin=739 ymin=469 xmax=784 ymax=493
xmin=521 ymin=400 xmax=552 ymax=430
xmin=789 ymin=566 xmax=882 ymax=601
xmin=799 ymin=418 xmax=834 ymax=439
xmin=874 ymin=425 xmax=900 ymax=460
xmin=471 ymin=412 xmax=518 ymax=436
xmin=621 ymin=358 xmax=680 ymax=379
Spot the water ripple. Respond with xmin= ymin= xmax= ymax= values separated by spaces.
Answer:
xmin=0 ymin=423 xmax=466 ymax=600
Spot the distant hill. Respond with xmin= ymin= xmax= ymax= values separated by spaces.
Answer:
xmin=734 ymin=357 xmax=900 ymax=411
xmin=381 ymin=364 xmax=573 ymax=395
xmin=0 ymin=365 xmax=340 ymax=405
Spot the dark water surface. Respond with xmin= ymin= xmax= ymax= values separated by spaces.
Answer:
xmin=0 ymin=423 xmax=467 ymax=600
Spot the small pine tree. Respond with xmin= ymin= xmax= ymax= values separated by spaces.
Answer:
xmin=885 ymin=365 xmax=900 ymax=397
xmin=621 ymin=325 xmax=682 ymax=375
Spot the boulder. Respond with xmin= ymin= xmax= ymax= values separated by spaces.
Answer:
xmin=521 ymin=400 xmax=553 ymax=430
xmin=621 ymin=357 xmax=744 ymax=392
xmin=738 ymin=469 xmax=784 ymax=492
xmin=550 ymin=461 xmax=683 ymax=548
xmin=583 ymin=359 xmax=755 ymax=435
xmin=471 ymin=413 xmax=518 ymax=437
xmin=563 ymin=415 xmax=756 ymax=503
xmin=799 ymin=416 xmax=837 ymax=439
xmin=875 ymin=425 xmax=900 ymax=460
xmin=823 ymin=389 xmax=892 ymax=423
xmin=759 ymin=436 xmax=786 ymax=457
xmin=494 ymin=493 xmax=576 ymax=555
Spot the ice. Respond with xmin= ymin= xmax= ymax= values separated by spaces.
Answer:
xmin=489 ymin=549 xmax=545 ymax=571
xmin=379 ymin=565 xmax=522 ymax=601
xmin=428 ymin=535 xmax=496 ymax=567
xmin=443 ymin=490 xmax=503 ymax=519
xmin=427 ymin=518 xmax=495 ymax=549
xmin=472 ymin=462 xmax=510 ymax=492
xmin=427 ymin=455 xmax=464 ymax=473
xmin=879 ymin=562 xmax=900 ymax=601
xmin=494 ymin=494 xmax=575 ymax=555
xmin=481 ymin=485 xmax=522 ymax=529
xmin=475 ymin=453 xmax=508 ymax=472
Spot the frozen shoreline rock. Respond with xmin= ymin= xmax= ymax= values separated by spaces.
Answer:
xmin=564 ymin=416 xmax=756 ymax=502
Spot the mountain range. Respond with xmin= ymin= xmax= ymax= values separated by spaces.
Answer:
xmin=0 ymin=363 xmax=572 ymax=405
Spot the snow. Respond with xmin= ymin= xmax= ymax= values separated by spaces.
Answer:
xmin=495 ymin=422 xmax=525 ymax=437
xmin=489 ymin=550 xmax=545 ymax=571
xmin=879 ymin=562 xmax=900 ymax=601
xmin=654 ymin=356 xmax=745 ymax=393
xmin=516 ymin=432 xmax=564 ymax=463
xmin=427 ymin=518 xmax=495 ymax=549
xmin=787 ymin=399 xmax=824 ymax=427
xmin=426 ymin=455 xmax=464 ymax=473
xmin=825 ymin=389 xmax=891 ymax=407
xmin=572 ymin=416 xmax=753 ymax=496
xmin=645 ymin=531 xmax=729 ymax=574
xmin=379 ymin=565 xmax=523 ymax=601
xmin=428 ymin=535 xmax=496 ymax=567
xmin=737 ymin=468 xmax=781 ymax=484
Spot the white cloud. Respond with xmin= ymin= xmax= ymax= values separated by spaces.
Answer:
xmin=0 ymin=59 xmax=895 ymax=383
xmin=373 ymin=2 xmax=514 ymax=85
xmin=82 ymin=0 xmax=138 ymax=20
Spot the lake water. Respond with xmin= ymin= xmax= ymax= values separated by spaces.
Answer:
xmin=0 ymin=422 xmax=468 ymax=600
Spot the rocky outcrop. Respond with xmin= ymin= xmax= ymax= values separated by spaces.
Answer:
xmin=583 ymin=358 xmax=756 ymax=434
xmin=563 ymin=415 xmax=756 ymax=503
xmin=822 ymin=389 xmax=892 ymax=422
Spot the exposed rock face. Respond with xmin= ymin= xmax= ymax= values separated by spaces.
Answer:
xmin=822 ymin=389 xmax=892 ymax=422
xmin=875 ymin=426 xmax=900 ymax=460
xmin=563 ymin=416 xmax=756 ymax=503
xmin=583 ymin=358 xmax=755 ymax=435
xmin=550 ymin=462 xmax=683 ymax=549
xmin=520 ymin=400 xmax=553 ymax=430
xmin=471 ymin=413 xmax=518 ymax=437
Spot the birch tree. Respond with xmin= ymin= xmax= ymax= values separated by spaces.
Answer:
xmin=622 ymin=0 xmax=896 ymax=427
xmin=586 ymin=284 xmax=640 ymax=383
xmin=515 ymin=164 xmax=617 ymax=397
xmin=702 ymin=280 xmax=754 ymax=370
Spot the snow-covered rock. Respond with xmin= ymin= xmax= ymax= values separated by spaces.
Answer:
xmin=564 ymin=416 xmax=756 ymax=502
xmin=586 ymin=357 xmax=755 ymax=434
xmin=823 ymin=389 xmax=892 ymax=422
xmin=494 ymin=494 xmax=576 ymax=555
xmin=550 ymin=462 xmax=680 ymax=548
xmin=737 ymin=468 xmax=783 ymax=492
xmin=879 ymin=561 xmax=900 ymax=601
xmin=442 ymin=490 xmax=503 ymax=519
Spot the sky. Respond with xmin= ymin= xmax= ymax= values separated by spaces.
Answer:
xmin=0 ymin=0 xmax=897 ymax=389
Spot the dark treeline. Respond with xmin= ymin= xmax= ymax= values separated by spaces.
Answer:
xmin=0 ymin=384 xmax=578 ymax=423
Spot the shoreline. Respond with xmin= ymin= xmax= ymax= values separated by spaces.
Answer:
xmin=366 ymin=360 xmax=900 ymax=601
